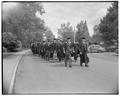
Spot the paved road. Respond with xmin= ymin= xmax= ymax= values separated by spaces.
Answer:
xmin=3 ymin=50 xmax=29 ymax=94
xmin=13 ymin=51 xmax=118 ymax=94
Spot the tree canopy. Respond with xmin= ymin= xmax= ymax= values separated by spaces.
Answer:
xmin=45 ymin=27 xmax=55 ymax=41
xmin=90 ymin=25 xmax=103 ymax=44
xmin=99 ymin=2 xmax=118 ymax=45
xmin=3 ymin=32 xmax=16 ymax=44
xmin=57 ymin=22 xmax=74 ymax=42
xmin=75 ymin=20 xmax=90 ymax=43
xmin=2 ymin=2 xmax=54 ymax=48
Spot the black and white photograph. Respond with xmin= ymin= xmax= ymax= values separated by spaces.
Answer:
xmin=2 ymin=1 xmax=118 ymax=95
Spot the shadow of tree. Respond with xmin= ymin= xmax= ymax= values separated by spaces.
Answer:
xmin=50 ymin=63 xmax=84 ymax=67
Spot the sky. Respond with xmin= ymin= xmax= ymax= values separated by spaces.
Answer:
xmin=3 ymin=2 xmax=112 ymax=38
xmin=40 ymin=2 xmax=112 ymax=37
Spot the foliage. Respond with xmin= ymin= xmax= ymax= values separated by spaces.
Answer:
xmin=93 ymin=25 xmax=100 ymax=35
xmin=58 ymin=22 xmax=74 ymax=42
xmin=45 ymin=27 xmax=55 ymax=41
xmin=99 ymin=2 xmax=118 ymax=45
xmin=3 ymin=32 xmax=20 ymax=52
xmin=75 ymin=20 xmax=90 ymax=43
xmin=2 ymin=2 xmax=46 ymax=48
xmin=91 ymin=25 xmax=103 ymax=44
xmin=3 ymin=32 xmax=16 ymax=44
xmin=91 ymin=34 xmax=103 ymax=44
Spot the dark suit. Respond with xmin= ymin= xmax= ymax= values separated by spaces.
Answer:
xmin=64 ymin=42 xmax=73 ymax=67
xmin=57 ymin=43 xmax=65 ymax=62
xmin=80 ymin=43 xmax=89 ymax=66
xmin=73 ymin=43 xmax=79 ymax=61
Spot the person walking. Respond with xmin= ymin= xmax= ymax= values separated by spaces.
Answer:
xmin=79 ymin=37 xmax=89 ymax=67
xmin=64 ymin=38 xmax=73 ymax=68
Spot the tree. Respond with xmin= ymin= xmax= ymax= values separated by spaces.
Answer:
xmin=93 ymin=25 xmax=100 ymax=35
xmin=58 ymin=22 xmax=74 ymax=42
xmin=91 ymin=34 xmax=103 ymax=44
xmin=3 ymin=32 xmax=16 ymax=44
xmin=3 ymin=32 xmax=19 ymax=51
xmin=91 ymin=25 xmax=103 ymax=44
xmin=45 ymin=27 xmax=55 ymax=41
xmin=2 ymin=2 xmax=46 ymax=47
xmin=99 ymin=2 xmax=118 ymax=46
xmin=76 ymin=20 xmax=90 ymax=43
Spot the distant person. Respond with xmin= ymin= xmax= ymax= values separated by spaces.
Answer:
xmin=72 ymin=42 xmax=79 ymax=62
xmin=56 ymin=39 xmax=64 ymax=62
xmin=79 ymin=37 xmax=89 ymax=67
xmin=64 ymin=37 xmax=73 ymax=68
xmin=51 ymin=38 xmax=58 ymax=62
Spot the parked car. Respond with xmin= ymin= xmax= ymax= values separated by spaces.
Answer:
xmin=88 ymin=44 xmax=106 ymax=53
xmin=106 ymin=46 xmax=117 ymax=52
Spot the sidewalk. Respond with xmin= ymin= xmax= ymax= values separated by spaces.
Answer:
xmin=3 ymin=49 xmax=30 ymax=94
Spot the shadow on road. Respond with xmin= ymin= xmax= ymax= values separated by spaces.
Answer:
xmin=49 ymin=63 xmax=86 ymax=67
xmin=50 ymin=63 xmax=65 ymax=67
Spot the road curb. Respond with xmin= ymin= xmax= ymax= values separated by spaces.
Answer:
xmin=3 ymin=53 xmax=14 ymax=58
xmin=7 ymin=51 xmax=28 ymax=94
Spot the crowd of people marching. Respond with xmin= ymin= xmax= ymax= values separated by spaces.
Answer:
xmin=30 ymin=37 xmax=89 ymax=68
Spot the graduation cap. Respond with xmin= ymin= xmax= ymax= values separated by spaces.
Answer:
xmin=67 ymin=37 xmax=71 ymax=40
